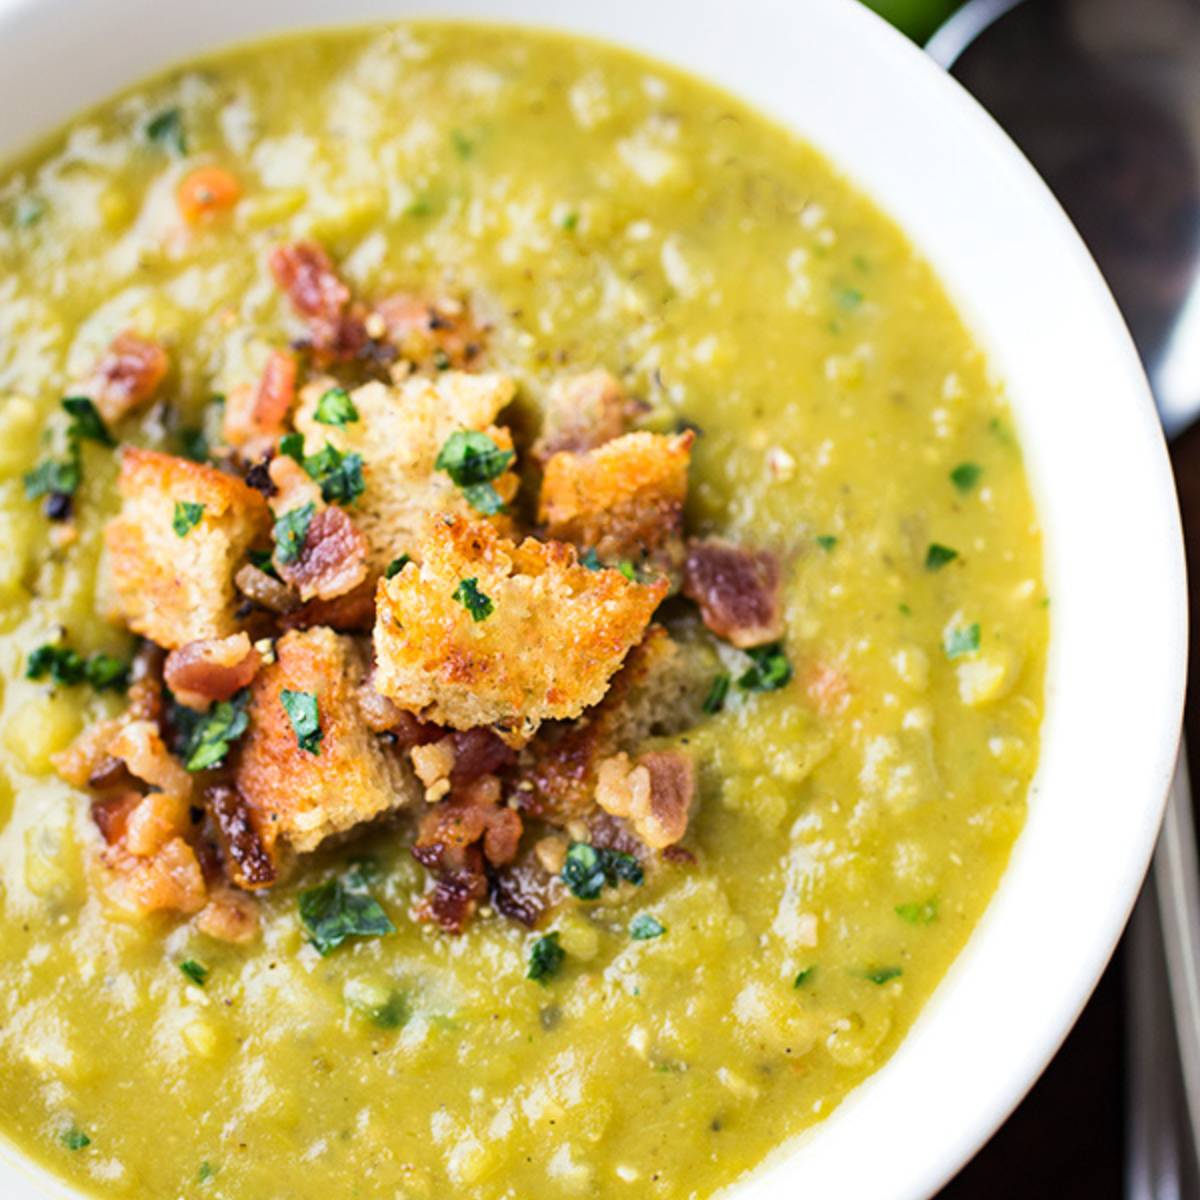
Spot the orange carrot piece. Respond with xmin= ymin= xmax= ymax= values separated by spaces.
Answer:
xmin=177 ymin=167 xmax=241 ymax=224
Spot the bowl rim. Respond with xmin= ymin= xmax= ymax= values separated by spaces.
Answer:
xmin=0 ymin=1 xmax=1186 ymax=1198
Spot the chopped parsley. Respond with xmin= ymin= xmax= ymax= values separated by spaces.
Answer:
xmin=452 ymin=577 xmax=494 ymax=622
xmin=179 ymin=428 xmax=209 ymax=463
xmin=198 ymin=1162 xmax=217 ymax=1185
xmin=579 ymin=548 xmax=603 ymax=571
xmin=273 ymin=503 xmax=315 ymax=565
xmin=314 ymin=386 xmax=359 ymax=427
xmin=23 ymin=453 xmax=80 ymax=503
xmin=794 ymin=966 xmax=817 ymax=988
xmin=15 ymin=195 xmax=45 ymax=227
xmin=26 ymin=644 xmax=129 ymax=692
xmin=815 ymin=535 xmax=838 ymax=552
xmin=866 ymin=966 xmax=903 ymax=986
xmin=561 ymin=210 xmax=579 ymax=231
xmin=617 ymin=560 xmax=638 ymax=582
xmin=299 ymin=871 xmax=395 ymax=956
xmin=345 ymin=981 xmax=410 ymax=1029
xmin=62 ymin=396 xmax=115 ymax=447
xmin=61 ymin=1126 xmax=90 ymax=1151
xmin=895 ymin=898 xmax=939 ymax=925
xmin=630 ymin=914 xmax=666 ymax=940
xmin=560 ymin=842 xmax=644 ymax=901
xmin=451 ymin=129 xmax=474 ymax=159
xmin=527 ymin=932 xmax=565 ymax=985
xmin=280 ymin=689 xmax=322 ymax=755
xmin=943 ymin=622 xmax=981 ymax=659
xmin=384 ymin=555 xmax=411 ymax=580
xmin=179 ymin=959 xmax=209 ymax=987
xmin=172 ymin=500 xmax=205 ymax=537
xmin=145 ymin=106 xmax=186 ymax=155
xmin=703 ymin=672 xmax=731 ymax=715
xmin=182 ymin=690 xmax=250 ymax=772
xmin=279 ymin=432 xmax=304 ymax=463
xmin=737 ymin=643 xmax=792 ymax=692
xmin=950 ymin=462 xmax=982 ymax=492
xmin=434 ymin=430 xmax=514 ymax=515
xmin=302 ymin=442 xmax=364 ymax=505
xmin=432 ymin=348 xmax=451 ymax=371
xmin=835 ymin=285 xmax=864 ymax=310
xmin=925 ymin=543 xmax=959 ymax=571
xmin=247 ymin=547 xmax=279 ymax=578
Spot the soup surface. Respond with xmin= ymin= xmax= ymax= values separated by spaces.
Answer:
xmin=0 ymin=23 xmax=1046 ymax=1200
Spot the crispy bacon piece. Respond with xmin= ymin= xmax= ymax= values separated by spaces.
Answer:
xmin=422 ymin=864 xmax=489 ymax=935
xmin=107 ymin=720 xmax=192 ymax=800
xmin=268 ymin=242 xmax=367 ymax=362
xmin=489 ymin=852 xmax=560 ymax=928
xmin=374 ymin=293 xmax=486 ymax=371
xmin=682 ymin=538 xmax=784 ymax=649
xmin=165 ymin=633 xmax=262 ymax=711
xmin=91 ymin=791 xmax=142 ymax=846
xmin=275 ymin=505 xmax=369 ymax=602
xmin=84 ymin=331 xmax=169 ymax=424
xmin=234 ymin=563 xmax=300 ymax=614
xmin=594 ymin=749 xmax=695 ymax=849
xmin=206 ymin=784 xmax=277 ymax=890
xmin=279 ymin=581 xmax=376 ymax=633
xmin=449 ymin=728 xmax=516 ymax=785
xmin=355 ymin=679 xmax=406 ymax=733
xmin=531 ymin=370 xmax=646 ymax=466
xmin=123 ymin=790 xmax=190 ymax=857
xmin=114 ymin=837 xmax=208 ymax=915
xmin=195 ymin=884 xmax=261 ymax=943
xmin=223 ymin=350 xmax=297 ymax=451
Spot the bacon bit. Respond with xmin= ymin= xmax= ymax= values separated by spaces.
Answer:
xmin=279 ymin=582 xmax=376 ymax=633
xmin=390 ymin=711 xmax=445 ymax=748
xmin=84 ymin=331 xmax=169 ymax=425
xmin=682 ymin=538 xmax=785 ymax=649
xmin=115 ymin=837 xmax=208 ymax=915
xmin=234 ymin=563 xmax=300 ymax=615
xmin=87 ymin=754 xmax=133 ymax=792
xmin=223 ymin=350 xmax=297 ymax=450
xmin=422 ymin=863 xmax=489 ymax=934
xmin=531 ymin=370 xmax=647 ymax=466
xmin=411 ymin=738 xmax=455 ymax=803
xmin=450 ymin=728 xmax=516 ymax=785
xmin=107 ymin=720 xmax=192 ymax=800
xmin=275 ymin=505 xmax=369 ymax=602
xmin=268 ymin=241 xmax=368 ymax=362
xmin=594 ymin=749 xmax=695 ymax=849
xmin=489 ymin=853 xmax=560 ymax=928
xmin=91 ymin=791 xmax=142 ymax=846
xmin=661 ymin=844 xmax=697 ymax=866
xmin=177 ymin=166 xmax=241 ymax=225
xmin=54 ymin=719 xmax=123 ymax=789
xmin=195 ymin=884 xmax=260 ymax=943
xmin=123 ymin=790 xmax=190 ymax=857
xmin=207 ymin=784 xmax=277 ymax=890
xmin=355 ymin=680 xmax=405 ymax=733
xmin=128 ymin=643 xmax=167 ymax=724
xmin=374 ymin=293 xmax=486 ymax=371
xmin=165 ymin=633 xmax=262 ymax=711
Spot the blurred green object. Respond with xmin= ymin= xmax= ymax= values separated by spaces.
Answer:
xmin=859 ymin=0 xmax=963 ymax=42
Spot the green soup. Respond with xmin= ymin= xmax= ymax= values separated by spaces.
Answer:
xmin=0 ymin=23 xmax=1046 ymax=1199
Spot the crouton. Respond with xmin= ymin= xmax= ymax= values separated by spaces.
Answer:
xmin=538 ymin=430 xmax=693 ymax=580
xmin=373 ymin=515 xmax=667 ymax=745
xmin=105 ymin=448 xmax=271 ymax=649
xmin=236 ymin=626 xmax=420 ymax=856
xmin=517 ymin=623 xmax=710 ymax=823
xmin=293 ymin=371 xmax=518 ymax=571
xmin=531 ymin=369 xmax=646 ymax=466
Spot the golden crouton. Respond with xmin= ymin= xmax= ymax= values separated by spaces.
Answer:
xmin=293 ymin=371 xmax=518 ymax=571
xmin=373 ymin=516 xmax=668 ymax=745
xmin=236 ymin=626 xmax=420 ymax=856
xmin=105 ymin=448 xmax=271 ymax=650
xmin=538 ymin=431 xmax=693 ymax=580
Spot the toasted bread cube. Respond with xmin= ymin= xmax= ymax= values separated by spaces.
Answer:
xmin=373 ymin=516 xmax=668 ymax=745
xmin=105 ymin=448 xmax=271 ymax=650
xmin=293 ymin=371 xmax=518 ymax=572
xmin=538 ymin=431 xmax=693 ymax=579
xmin=236 ymin=627 xmax=420 ymax=855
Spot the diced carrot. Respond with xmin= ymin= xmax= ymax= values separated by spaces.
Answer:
xmin=177 ymin=167 xmax=241 ymax=224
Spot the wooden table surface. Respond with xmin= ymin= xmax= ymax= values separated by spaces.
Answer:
xmin=934 ymin=424 xmax=1200 ymax=1198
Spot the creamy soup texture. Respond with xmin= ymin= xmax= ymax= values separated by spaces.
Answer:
xmin=0 ymin=23 xmax=1046 ymax=1200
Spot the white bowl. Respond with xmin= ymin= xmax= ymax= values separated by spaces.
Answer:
xmin=0 ymin=1 xmax=1186 ymax=1197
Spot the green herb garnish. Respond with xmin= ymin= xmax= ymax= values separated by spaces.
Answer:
xmin=794 ymin=966 xmax=816 ymax=988
xmin=62 ymin=396 xmax=115 ymax=447
xmin=26 ymin=644 xmax=129 ymax=692
xmin=145 ymin=107 xmax=186 ymax=156
xmin=527 ymin=932 xmax=565 ymax=985
xmin=172 ymin=500 xmax=205 ymax=537
xmin=579 ymin=548 xmax=603 ymax=571
xmin=280 ymin=689 xmax=322 ymax=755
xmin=84 ymin=654 xmax=130 ymax=691
xmin=835 ymin=285 xmax=864 ymax=310
xmin=816 ymin=535 xmax=838 ymax=552
xmin=943 ymin=622 xmax=981 ymax=659
xmin=949 ymin=462 xmax=982 ymax=492
xmin=299 ymin=872 xmax=395 ymax=956
xmin=866 ymin=966 xmax=903 ymax=986
xmin=313 ymin=386 xmax=359 ymax=427
xmin=895 ymin=898 xmax=939 ymax=925
xmin=452 ymin=577 xmax=493 ymax=623
xmin=179 ymin=428 xmax=209 ymax=463
xmin=273 ymin=503 xmax=315 ymax=565
xmin=302 ymin=443 xmax=364 ymax=505
xmin=560 ymin=842 xmax=644 ymax=901
xmin=198 ymin=1162 xmax=217 ymax=1185
xmin=279 ymin=432 xmax=304 ymax=463
xmin=179 ymin=959 xmax=209 ymax=987
xmin=434 ymin=430 xmax=514 ymax=515
xmin=630 ymin=914 xmax=666 ymax=941
xmin=24 ymin=454 xmax=80 ymax=502
xmin=703 ymin=672 xmax=731 ymax=715
xmin=384 ymin=555 xmax=411 ymax=580
xmin=737 ymin=643 xmax=792 ymax=692
xmin=561 ymin=211 xmax=579 ymax=231
xmin=61 ymin=1126 xmax=90 ymax=1151
xmin=925 ymin=543 xmax=959 ymax=571
xmin=183 ymin=690 xmax=250 ymax=772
